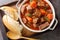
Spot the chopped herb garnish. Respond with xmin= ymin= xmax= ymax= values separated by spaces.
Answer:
xmin=30 ymin=0 xmax=32 ymax=2
xmin=26 ymin=13 xmax=32 ymax=17
xmin=44 ymin=16 xmax=50 ymax=22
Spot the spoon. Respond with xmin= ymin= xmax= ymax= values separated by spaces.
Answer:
xmin=7 ymin=31 xmax=39 ymax=40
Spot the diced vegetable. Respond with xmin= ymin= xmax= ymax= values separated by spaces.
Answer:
xmin=26 ymin=16 xmax=33 ymax=22
xmin=30 ymin=0 xmax=37 ymax=2
xmin=44 ymin=16 xmax=50 ymax=22
xmin=30 ymin=1 xmax=37 ymax=9
xmin=30 ymin=0 xmax=32 ymax=2
xmin=47 ymin=13 xmax=53 ymax=20
xmin=25 ymin=13 xmax=32 ymax=17
xmin=40 ymin=9 xmax=46 ymax=15
xmin=44 ymin=7 xmax=47 ymax=10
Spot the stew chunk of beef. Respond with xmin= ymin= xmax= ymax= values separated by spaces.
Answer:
xmin=37 ymin=0 xmax=45 ymax=7
xmin=39 ymin=22 xmax=49 ymax=30
xmin=33 ymin=9 xmax=41 ymax=17
xmin=26 ymin=5 xmax=32 ymax=12
xmin=33 ymin=18 xmax=38 ymax=24
xmin=40 ymin=17 xmax=45 ymax=23
xmin=22 ymin=17 xmax=27 ymax=23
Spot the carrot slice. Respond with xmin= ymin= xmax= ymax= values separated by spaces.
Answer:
xmin=40 ymin=9 xmax=46 ymax=15
xmin=30 ymin=1 xmax=37 ymax=9
xmin=47 ymin=13 xmax=53 ymax=20
xmin=26 ymin=16 xmax=33 ymax=22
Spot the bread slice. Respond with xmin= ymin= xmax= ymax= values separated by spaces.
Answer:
xmin=0 ymin=6 xmax=18 ymax=20
xmin=2 ymin=15 xmax=23 ymax=34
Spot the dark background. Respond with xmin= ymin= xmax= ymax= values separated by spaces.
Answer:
xmin=0 ymin=0 xmax=60 ymax=40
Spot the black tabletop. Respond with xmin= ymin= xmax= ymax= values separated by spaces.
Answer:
xmin=0 ymin=0 xmax=60 ymax=40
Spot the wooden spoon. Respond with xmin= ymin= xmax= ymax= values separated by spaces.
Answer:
xmin=7 ymin=31 xmax=39 ymax=40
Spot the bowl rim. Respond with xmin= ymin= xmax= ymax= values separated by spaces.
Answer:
xmin=18 ymin=0 xmax=55 ymax=32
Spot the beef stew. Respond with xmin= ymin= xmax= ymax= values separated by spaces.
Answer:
xmin=21 ymin=0 xmax=53 ymax=30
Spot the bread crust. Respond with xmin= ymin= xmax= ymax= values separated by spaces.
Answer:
xmin=0 ymin=6 xmax=18 ymax=20
xmin=2 ymin=15 xmax=23 ymax=34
